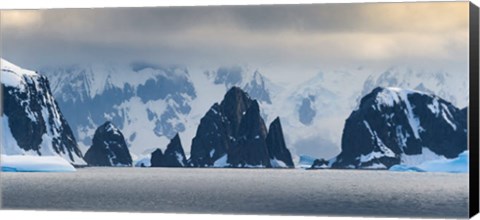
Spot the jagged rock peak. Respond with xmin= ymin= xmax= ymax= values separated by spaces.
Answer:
xmin=84 ymin=121 xmax=133 ymax=167
xmin=150 ymin=148 xmax=164 ymax=167
xmin=189 ymin=87 xmax=293 ymax=168
xmin=227 ymin=99 xmax=270 ymax=167
xmin=266 ymin=117 xmax=294 ymax=168
xmin=163 ymin=133 xmax=187 ymax=167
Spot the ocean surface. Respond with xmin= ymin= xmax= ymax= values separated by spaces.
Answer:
xmin=0 ymin=168 xmax=469 ymax=218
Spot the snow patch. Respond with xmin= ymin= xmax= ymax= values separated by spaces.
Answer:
xmin=175 ymin=152 xmax=185 ymax=166
xmin=1 ymin=58 xmax=37 ymax=91
xmin=400 ymin=147 xmax=445 ymax=166
xmin=376 ymin=87 xmax=422 ymax=139
xmin=363 ymin=163 xmax=387 ymax=169
xmin=213 ymin=154 xmax=229 ymax=167
xmin=270 ymin=158 xmax=288 ymax=168
xmin=440 ymin=104 xmax=457 ymax=131
xmin=361 ymin=120 xmax=396 ymax=162
xmin=427 ymin=98 xmax=440 ymax=115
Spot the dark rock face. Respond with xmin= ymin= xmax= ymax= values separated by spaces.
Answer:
xmin=149 ymin=134 xmax=187 ymax=167
xmin=150 ymin=149 xmax=164 ymax=167
xmin=227 ymin=101 xmax=270 ymax=167
xmin=189 ymin=87 xmax=293 ymax=168
xmin=266 ymin=117 xmax=295 ymax=168
xmin=332 ymin=87 xmax=467 ymax=169
xmin=162 ymin=134 xmax=188 ymax=167
xmin=84 ymin=121 xmax=132 ymax=166
xmin=188 ymin=103 xmax=230 ymax=166
xmin=298 ymin=96 xmax=316 ymax=125
xmin=311 ymin=159 xmax=329 ymax=169
xmin=1 ymin=60 xmax=84 ymax=164
xmin=189 ymin=87 xmax=253 ymax=167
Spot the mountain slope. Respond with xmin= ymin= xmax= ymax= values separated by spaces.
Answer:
xmin=162 ymin=134 xmax=188 ymax=167
xmin=332 ymin=87 xmax=467 ymax=169
xmin=41 ymin=63 xmax=197 ymax=157
xmin=1 ymin=58 xmax=84 ymax=165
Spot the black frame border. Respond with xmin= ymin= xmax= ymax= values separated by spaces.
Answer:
xmin=470 ymin=2 xmax=479 ymax=218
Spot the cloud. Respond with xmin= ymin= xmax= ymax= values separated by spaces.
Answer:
xmin=0 ymin=2 xmax=469 ymax=75
xmin=1 ymin=10 xmax=42 ymax=28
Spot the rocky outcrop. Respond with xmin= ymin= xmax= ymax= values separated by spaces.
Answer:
xmin=227 ymin=101 xmax=270 ymax=167
xmin=189 ymin=87 xmax=294 ymax=168
xmin=162 ymin=134 xmax=187 ymax=167
xmin=84 ymin=121 xmax=132 ymax=166
xmin=311 ymin=159 xmax=329 ymax=169
xmin=149 ymin=134 xmax=187 ymax=167
xmin=266 ymin=117 xmax=294 ymax=168
xmin=331 ymin=87 xmax=467 ymax=169
xmin=150 ymin=149 xmax=164 ymax=167
xmin=1 ymin=58 xmax=84 ymax=165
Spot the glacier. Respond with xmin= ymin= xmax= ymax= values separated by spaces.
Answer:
xmin=1 ymin=155 xmax=76 ymax=172
xmin=389 ymin=151 xmax=469 ymax=173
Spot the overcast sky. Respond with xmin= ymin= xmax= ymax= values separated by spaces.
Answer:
xmin=0 ymin=2 xmax=469 ymax=83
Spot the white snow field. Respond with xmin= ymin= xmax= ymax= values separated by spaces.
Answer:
xmin=1 ymin=155 xmax=76 ymax=172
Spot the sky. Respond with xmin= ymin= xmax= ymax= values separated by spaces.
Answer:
xmin=0 ymin=2 xmax=470 ymax=84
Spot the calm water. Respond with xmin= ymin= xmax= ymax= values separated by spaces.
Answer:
xmin=0 ymin=168 xmax=469 ymax=218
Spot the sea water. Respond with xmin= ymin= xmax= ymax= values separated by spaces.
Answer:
xmin=0 ymin=168 xmax=469 ymax=218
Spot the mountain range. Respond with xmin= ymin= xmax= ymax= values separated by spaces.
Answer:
xmin=1 ymin=58 xmax=469 ymax=169
xmin=39 ymin=63 xmax=468 ymax=162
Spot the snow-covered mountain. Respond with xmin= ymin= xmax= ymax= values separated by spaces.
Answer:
xmin=1 ymin=58 xmax=84 ymax=165
xmin=204 ymin=65 xmax=278 ymax=104
xmin=41 ymin=63 xmax=197 ymax=158
xmin=38 ymin=62 xmax=468 ymax=164
xmin=266 ymin=67 xmax=468 ymax=161
xmin=330 ymin=87 xmax=467 ymax=169
xmin=264 ymin=71 xmax=362 ymax=160
xmin=360 ymin=67 xmax=468 ymax=108
xmin=40 ymin=64 xmax=276 ymax=160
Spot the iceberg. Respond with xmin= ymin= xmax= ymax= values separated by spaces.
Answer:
xmin=1 ymin=155 xmax=76 ymax=172
xmin=390 ymin=151 xmax=468 ymax=173
xmin=298 ymin=155 xmax=317 ymax=168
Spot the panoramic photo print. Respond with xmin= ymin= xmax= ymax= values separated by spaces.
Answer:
xmin=0 ymin=2 xmax=473 ymax=218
